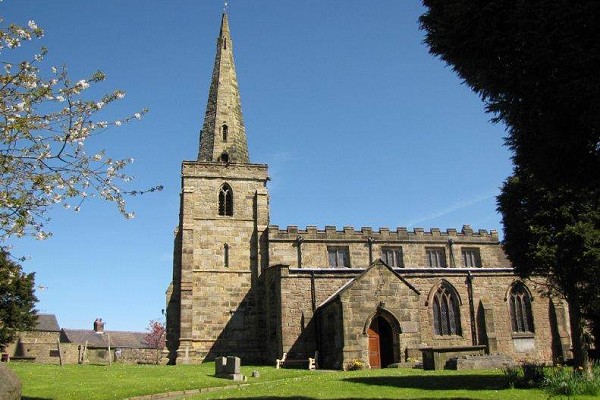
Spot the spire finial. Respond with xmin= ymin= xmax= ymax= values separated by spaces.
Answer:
xmin=224 ymin=0 xmax=229 ymax=13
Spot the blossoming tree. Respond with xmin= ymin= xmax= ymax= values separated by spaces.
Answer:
xmin=0 ymin=16 xmax=161 ymax=243
xmin=143 ymin=319 xmax=166 ymax=364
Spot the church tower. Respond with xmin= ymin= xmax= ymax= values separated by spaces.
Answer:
xmin=166 ymin=12 xmax=269 ymax=364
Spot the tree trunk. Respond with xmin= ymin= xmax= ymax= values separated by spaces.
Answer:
xmin=567 ymin=296 xmax=591 ymax=375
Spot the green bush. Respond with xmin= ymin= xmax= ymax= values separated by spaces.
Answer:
xmin=522 ymin=362 xmax=545 ymax=385
xmin=543 ymin=363 xmax=600 ymax=397
xmin=502 ymin=365 xmax=521 ymax=388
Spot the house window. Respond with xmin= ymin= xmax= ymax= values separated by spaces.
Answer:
xmin=426 ymin=247 xmax=447 ymax=268
xmin=432 ymin=283 xmax=462 ymax=336
xmin=222 ymin=124 xmax=228 ymax=142
xmin=328 ymin=247 xmax=350 ymax=268
xmin=218 ymin=183 xmax=233 ymax=216
xmin=509 ymin=282 xmax=535 ymax=333
xmin=382 ymin=247 xmax=403 ymax=268
xmin=462 ymin=248 xmax=482 ymax=268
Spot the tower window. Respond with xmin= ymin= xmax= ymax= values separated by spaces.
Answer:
xmin=223 ymin=38 xmax=227 ymax=49
xmin=224 ymin=243 xmax=229 ymax=268
xmin=222 ymin=124 xmax=228 ymax=142
xmin=509 ymin=282 xmax=535 ymax=334
xmin=432 ymin=282 xmax=462 ymax=336
xmin=219 ymin=152 xmax=229 ymax=163
xmin=218 ymin=183 xmax=233 ymax=216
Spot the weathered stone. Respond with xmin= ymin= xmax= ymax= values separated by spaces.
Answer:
xmin=0 ymin=363 xmax=22 ymax=400
xmin=166 ymin=10 xmax=572 ymax=370
xmin=215 ymin=356 xmax=245 ymax=381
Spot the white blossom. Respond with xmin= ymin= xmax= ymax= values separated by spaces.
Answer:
xmin=76 ymin=79 xmax=90 ymax=89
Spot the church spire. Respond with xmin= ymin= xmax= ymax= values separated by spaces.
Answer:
xmin=198 ymin=12 xmax=249 ymax=163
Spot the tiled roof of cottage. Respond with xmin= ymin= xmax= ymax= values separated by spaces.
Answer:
xmin=60 ymin=329 xmax=149 ymax=349
xmin=34 ymin=314 xmax=60 ymax=332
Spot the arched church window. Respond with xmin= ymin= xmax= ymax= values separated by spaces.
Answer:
xmin=222 ymin=124 xmax=228 ymax=142
xmin=509 ymin=282 xmax=535 ymax=333
xmin=432 ymin=282 xmax=462 ymax=336
xmin=218 ymin=183 xmax=233 ymax=216
xmin=219 ymin=152 xmax=229 ymax=163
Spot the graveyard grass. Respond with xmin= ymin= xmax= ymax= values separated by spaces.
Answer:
xmin=7 ymin=362 xmax=593 ymax=400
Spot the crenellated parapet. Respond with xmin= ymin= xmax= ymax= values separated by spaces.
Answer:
xmin=268 ymin=224 xmax=499 ymax=243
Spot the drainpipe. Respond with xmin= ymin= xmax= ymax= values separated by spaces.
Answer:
xmin=367 ymin=237 xmax=375 ymax=265
xmin=296 ymin=236 xmax=304 ymax=268
xmin=448 ymin=239 xmax=456 ymax=268
xmin=466 ymin=271 xmax=477 ymax=345
xmin=311 ymin=270 xmax=321 ymax=363
xmin=310 ymin=270 xmax=316 ymax=312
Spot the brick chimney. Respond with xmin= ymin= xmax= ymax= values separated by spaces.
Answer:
xmin=93 ymin=318 xmax=105 ymax=334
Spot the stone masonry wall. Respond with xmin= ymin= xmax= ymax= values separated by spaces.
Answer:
xmin=335 ymin=264 xmax=422 ymax=369
xmin=172 ymin=162 xmax=269 ymax=364
xmin=269 ymin=225 xmax=509 ymax=269
xmin=272 ymin=264 xmax=567 ymax=368
xmin=7 ymin=331 xmax=62 ymax=364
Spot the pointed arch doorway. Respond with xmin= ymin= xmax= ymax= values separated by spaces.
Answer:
xmin=367 ymin=315 xmax=394 ymax=368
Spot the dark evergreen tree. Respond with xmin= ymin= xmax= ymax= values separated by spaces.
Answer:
xmin=420 ymin=0 xmax=600 ymax=370
xmin=0 ymin=252 xmax=38 ymax=350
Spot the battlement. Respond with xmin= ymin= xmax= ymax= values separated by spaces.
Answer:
xmin=268 ymin=224 xmax=498 ymax=242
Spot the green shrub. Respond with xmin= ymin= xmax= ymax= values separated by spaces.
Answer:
xmin=522 ymin=362 xmax=545 ymax=385
xmin=502 ymin=365 xmax=521 ymax=388
xmin=543 ymin=363 xmax=600 ymax=397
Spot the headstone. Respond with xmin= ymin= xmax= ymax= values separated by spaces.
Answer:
xmin=214 ymin=356 xmax=246 ymax=381
xmin=252 ymin=370 xmax=260 ymax=378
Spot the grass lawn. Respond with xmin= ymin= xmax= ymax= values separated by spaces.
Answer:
xmin=8 ymin=362 xmax=598 ymax=400
xmin=7 ymin=362 xmax=311 ymax=400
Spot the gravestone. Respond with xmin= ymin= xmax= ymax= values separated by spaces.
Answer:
xmin=215 ymin=356 xmax=246 ymax=381
xmin=0 ymin=362 xmax=21 ymax=400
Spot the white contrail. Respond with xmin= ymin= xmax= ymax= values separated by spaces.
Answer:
xmin=406 ymin=190 xmax=497 ymax=227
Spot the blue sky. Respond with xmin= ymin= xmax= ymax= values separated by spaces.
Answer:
xmin=3 ymin=1 xmax=512 ymax=332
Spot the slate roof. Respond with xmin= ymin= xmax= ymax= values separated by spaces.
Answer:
xmin=60 ymin=329 xmax=149 ymax=349
xmin=34 ymin=314 xmax=60 ymax=332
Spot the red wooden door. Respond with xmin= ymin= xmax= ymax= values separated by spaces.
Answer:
xmin=368 ymin=327 xmax=381 ymax=368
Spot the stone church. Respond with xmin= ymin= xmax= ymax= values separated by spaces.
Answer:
xmin=166 ymin=12 xmax=572 ymax=369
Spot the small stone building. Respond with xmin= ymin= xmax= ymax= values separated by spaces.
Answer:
xmin=5 ymin=314 xmax=61 ymax=363
xmin=166 ymin=12 xmax=572 ymax=369
xmin=61 ymin=319 xmax=161 ymax=364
